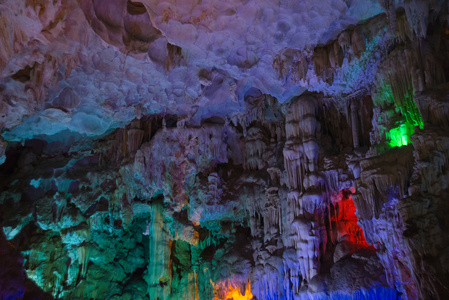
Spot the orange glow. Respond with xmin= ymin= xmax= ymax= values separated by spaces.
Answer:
xmin=211 ymin=280 xmax=253 ymax=300
xmin=224 ymin=282 xmax=253 ymax=300
xmin=168 ymin=239 xmax=173 ymax=281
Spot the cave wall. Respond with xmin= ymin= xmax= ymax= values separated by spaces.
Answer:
xmin=1 ymin=0 xmax=449 ymax=299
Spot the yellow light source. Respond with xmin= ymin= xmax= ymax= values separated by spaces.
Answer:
xmin=224 ymin=281 xmax=253 ymax=300
xmin=212 ymin=280 xmax=253 ymax=300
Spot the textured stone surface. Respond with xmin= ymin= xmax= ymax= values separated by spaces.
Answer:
xmin=1 ymin=0 xmax=449 ymax=299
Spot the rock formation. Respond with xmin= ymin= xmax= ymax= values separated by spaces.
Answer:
xmin=1 ymin=0 xmax=449 ymax=299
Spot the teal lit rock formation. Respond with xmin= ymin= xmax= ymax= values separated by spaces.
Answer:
xmin=1 ymin=0 xmax=449 ymax=299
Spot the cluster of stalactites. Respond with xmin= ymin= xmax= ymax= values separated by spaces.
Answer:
xmin=243 ymin=93 xmax=284 ymax=171
xmin=281 ymin=95 xmax=325 ymax=285
xmin=284 ymin=95 xmax=320 ymax=192
xmin=245 ymin=127 xmax=267 ymax=171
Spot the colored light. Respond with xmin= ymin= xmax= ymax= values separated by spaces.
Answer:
xmin=374 ymin=80 xmax=423 ymax=130
xmin=374 ymin=79 xmax=424 ymax=148
xmin=224 ymin=282 xmax=253 ymax=300
xmin=334 ymin=188 xmax=372 ymax=248
xmin=212 ymin=280 xmax=253 ymax=300
xmin=386 ymin=123 xmax=413 ymax=148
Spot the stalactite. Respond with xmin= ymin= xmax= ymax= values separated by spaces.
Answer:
xmin=148 ymin=197 xmax=171 ymax=299
xmin=245 ymin=127 xmax=267 ymax=171
xmin=77 ymin=245 xmax=88 ymax=278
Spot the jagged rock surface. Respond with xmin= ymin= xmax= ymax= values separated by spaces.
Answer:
xmin=1 ymin=1 xmax=449 ymax=300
